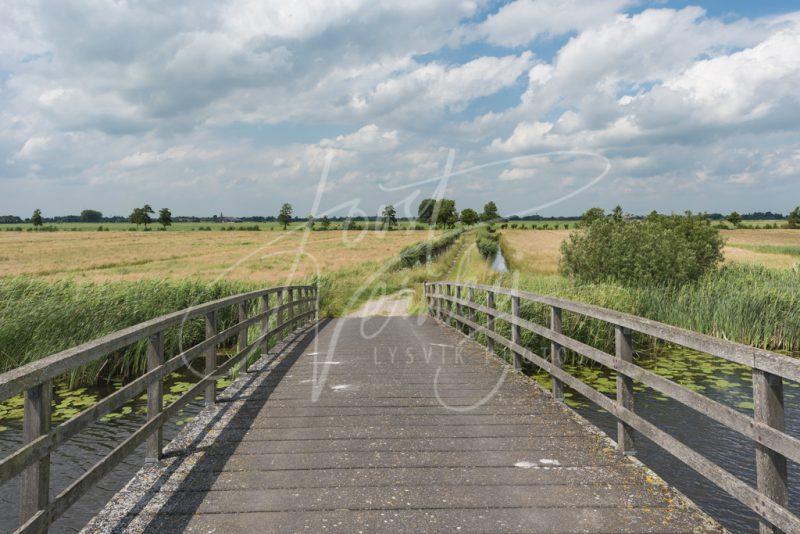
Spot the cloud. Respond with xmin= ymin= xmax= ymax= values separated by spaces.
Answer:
xmin=1 ymin=1 xmax=800 ymax=217
xmin=469 ymin=0 xmax=632 ymax=47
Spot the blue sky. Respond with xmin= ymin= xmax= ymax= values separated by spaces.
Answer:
xmin=1 ymin=1 xmax=799 ymax=218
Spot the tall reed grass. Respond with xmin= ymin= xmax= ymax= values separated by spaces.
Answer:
xmin=0 ymin=277 xmax=260 ymax=386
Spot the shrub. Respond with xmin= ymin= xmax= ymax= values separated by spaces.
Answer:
xmin=560 ymin=210 xmax=724 ymax=287
xmin=391 ymin=229 xmax=464 ymax=269
xmin=476 ymin=226 xmax=500 ymax=259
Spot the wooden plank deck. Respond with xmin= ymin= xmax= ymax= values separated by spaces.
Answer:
xmin=86 ymin=316 xmax=719 ymax=533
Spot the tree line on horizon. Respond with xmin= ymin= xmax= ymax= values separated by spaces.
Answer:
xmin=6 ymin=204 xmax=800 ymax=230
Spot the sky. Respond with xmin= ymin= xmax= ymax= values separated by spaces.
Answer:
xmin=1 ymin=1 xmax=800 ymax=219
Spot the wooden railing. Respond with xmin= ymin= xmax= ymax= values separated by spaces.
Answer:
xmin=425 ymin=281 xmax=799 ymax=534
xmin=0 ymin=284 xmax=318 ymax=533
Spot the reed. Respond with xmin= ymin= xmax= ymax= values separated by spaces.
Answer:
xmin=0 ymin=277 xmax=260 ymax=386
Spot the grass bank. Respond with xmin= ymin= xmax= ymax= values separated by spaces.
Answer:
xmin=447 ymin=236 xmax=800 ymax=358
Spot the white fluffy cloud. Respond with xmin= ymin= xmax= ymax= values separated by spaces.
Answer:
xmin=1 ymin=1 xmax=800 ymax=216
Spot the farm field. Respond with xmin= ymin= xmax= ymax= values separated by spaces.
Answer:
xmin=0 ymin=228 xmax=436 ymax=283
xmin=503 ymin=228 xmax=800 ymax=273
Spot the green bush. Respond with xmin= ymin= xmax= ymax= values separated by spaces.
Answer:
xmin=392 ymin=229 xmax=464 ymax=269
xmin=560 ymin=211 xmax=724 ymax=287
xmin=476 ymin=226 xmax=500 ymax=259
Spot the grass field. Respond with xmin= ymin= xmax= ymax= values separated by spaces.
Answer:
xmin=0 ymin=229 xmax=435 ymax=283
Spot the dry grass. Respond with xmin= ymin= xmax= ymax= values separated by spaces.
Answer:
xmin=0 ymin=230 xmax=433 ymax=283
xmin=721 ymin=229 xmax=800 ymax=269
xmin=502 ymin=228 xmax=800 ymax=272
xmin=502 ymin=230 xmax=569 ymax=274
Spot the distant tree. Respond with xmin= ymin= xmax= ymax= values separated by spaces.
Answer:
xmin=481 ymin=201 xmax=499 ymax=222
xmin=158 ymin=208 xmax=172 ymax=229
xmin=80 ymin=209 xmax=103 ymax=223
xmin=381 ymin=205 xmax=398 ymax=230
xmin=319 ymin=216 xmax=331 ymax=230
xmin=612 ymin=205 xmax=624 ymax=222
xmin=417 ymin=199 xmax=436 ymax=224
xmin=460 ymin=208 xmax=479 ymax=226
xmin=787 ymin=206 xmax=800 ymax=229
xmin=141 ymin=204 xmax=154 ymax=229
xmin=129 ymin=207 xmax=143 ymax=227
xmin=727 ymin=211 xmax=742 ymax=228
xmin=436 ymin=199 xmax=458 ymax=228
xmin=579 ymin=207 xmax=605 ymax=227
xmin=306 ymin=215 xmax=315 ymax=229
xmin=278 ymin=203 xmax=293 ymax=230
xmin=31 ymin=209 xmax=43 ymax=227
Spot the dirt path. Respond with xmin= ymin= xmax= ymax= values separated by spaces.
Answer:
xmin=346 ymin=291 xmax=413 ymax=317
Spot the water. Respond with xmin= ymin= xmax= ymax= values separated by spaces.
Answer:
xmin=530 ymin=348 xmax=800 ymax=533
xmin=0 ymin=373 xmax=221 ymax=533
xmin=490 ymin=248 xmax=509 ymax=272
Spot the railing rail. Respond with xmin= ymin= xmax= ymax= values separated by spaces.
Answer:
xmin=425 ymin=280 xmax=798 ymax=534
xmin=0 ymin=284 xmax=318 ymax=533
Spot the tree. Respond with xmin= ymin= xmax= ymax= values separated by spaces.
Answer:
xmin=481 ymin=201 xmax=499 ymax=222
xmin=306 ymin=215 xmax=315 ymax=229
xmin=158 ymin=208 xmax=172 ymax=229
xmin=460 ymin=208 xmax=479 ymax=226
xmin=141 ymin=204 xmax=154 ymax=229
xmin=80 ymin=209 xmax=103 ymax=223
xmin=580 ymin=207 xmax=605 ymax=227
xmin=31 ymin=209 xmax=43 ymax=227
xmin=560 ymin=211 xmax=724 ymax=287
xmin=319 ymin=216 xmax=331 ymax=230
xmin=727 ymin=211 xmax=742 ymax=228
xmin=129 ymin=207 xmax=143 ymax=227
xmin=381 ymin=205 xmax=398 ymax=230
xmin=417 ymin=199 xmax=436 ymax=224
xmin=787 ymin=206 xmax=800 ymax=229
xmin=278 ymin=203 xmax=293 ymax=230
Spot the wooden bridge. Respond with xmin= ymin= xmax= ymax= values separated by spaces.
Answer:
xmin=0 ymin=282 xmax=798 ymax=532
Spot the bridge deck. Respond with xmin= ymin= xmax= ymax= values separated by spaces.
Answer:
xmin=87 ymin=316 xmax=718 ymax=533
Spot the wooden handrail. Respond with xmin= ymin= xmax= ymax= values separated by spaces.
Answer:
xmin=425 ymin=281 xmax=798 ymax=534
xmin=0 ymin=284 xmax=318 ymax=533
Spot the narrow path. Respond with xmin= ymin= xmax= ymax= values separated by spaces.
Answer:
xmin=87 ymin=316 xmax=719 ymax=533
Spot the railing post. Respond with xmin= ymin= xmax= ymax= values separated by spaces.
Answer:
xmin=550 ymin=307 xmax=564 ymax=401
xmin=436 ymin=284 xmax=442 ymax=321
xmin=487 ymin=291 xmax=495 ymax=354
xmin=277 ymin=289 xmax=284 ymax=331
xmin=261 ymin=294 xmax=271 ymax=358
xmin=288 ymin=288 xmax=295 ymax=328
xmin=145 ymin=331 xmax=164 ymax=463
xmin=468 ymin=286 xmax=475 ymax=338
xmin=511 ymin=295 xmax=522 ymax=371
xmin=314 ymin=285 xmax=319 ymax=322
xmin=20 ymin=380 xmax=51 ymax=526
xmin=237 ymin=300 xmax=248 ymax=373
xmin=455 ymin=286 xmax=462 ymax=331
xmin=615 ymin=325 xmax=635 ymax=454
xmin=204 ymin=311 xmax=217 ymax=406
xmin=443 ymin=283 xmax=450 ymax=325
xmin=753 ymin=369 xmax=788 ymax=534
